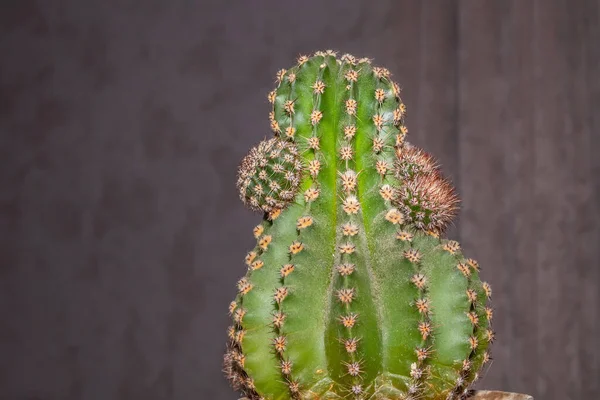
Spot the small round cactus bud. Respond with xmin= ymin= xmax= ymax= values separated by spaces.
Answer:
xmin=395 ymin=144 xmax=440 ymax=180
xmin=396 ymin=172 xmax=460 ymax=234
xmin=237 ymin=138 xmax=302 ymax=213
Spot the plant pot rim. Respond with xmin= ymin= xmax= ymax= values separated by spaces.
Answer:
xmin=470 ymin=390 xmax=534 ymax=400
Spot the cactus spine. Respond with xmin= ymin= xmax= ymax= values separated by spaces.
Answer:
xmin=225 ymin=51 xmax=494 ymax=400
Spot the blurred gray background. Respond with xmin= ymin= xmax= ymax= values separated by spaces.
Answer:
xmin=0 ymin=1 xmax=598 ymax=399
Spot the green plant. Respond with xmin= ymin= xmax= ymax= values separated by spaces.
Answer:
xmin=224 ymin=51 xmax=494 ymax=400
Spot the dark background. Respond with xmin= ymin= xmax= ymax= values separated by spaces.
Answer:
xmin=1 ymin=1 xmax=598 ymax=399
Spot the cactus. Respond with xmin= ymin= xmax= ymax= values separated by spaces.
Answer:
xmin=224 ymin=51 xmax=494 ymax=400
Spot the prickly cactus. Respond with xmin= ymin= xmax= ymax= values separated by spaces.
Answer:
xmin=224 ymin=51 xmax=494 ymax=400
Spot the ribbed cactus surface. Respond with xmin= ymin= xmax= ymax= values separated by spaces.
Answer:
xmin=225 ymin=51 xmax=494 ymax=400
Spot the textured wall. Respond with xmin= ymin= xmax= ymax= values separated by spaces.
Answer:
xmin=0 ymin=1 xmax=598 ymax=399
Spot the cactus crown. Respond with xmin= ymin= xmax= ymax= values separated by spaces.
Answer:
xmin=225 ymin=51 xmax=493 ymax=400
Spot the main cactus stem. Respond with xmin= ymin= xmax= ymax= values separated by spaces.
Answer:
xmin=225 ymin=51 xmax=494 ymax=400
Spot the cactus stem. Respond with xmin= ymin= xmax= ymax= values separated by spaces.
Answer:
xmin=227 ymin=52 xmax=494 ymax=400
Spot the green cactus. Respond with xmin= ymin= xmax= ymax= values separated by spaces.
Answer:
xmin=224 ymin=51 xmax=494 ymax=400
